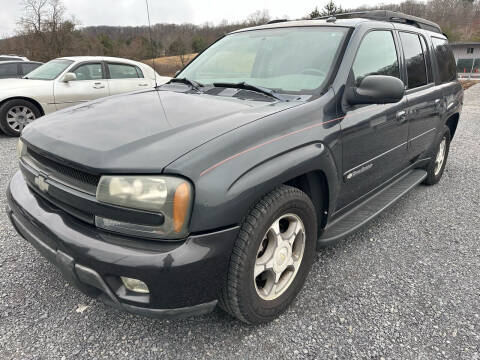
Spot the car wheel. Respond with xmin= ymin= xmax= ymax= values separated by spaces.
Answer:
xmin=423 ymin=126 xmax=451 ymax=185
xmin=0 ymin=99 xmax=41 ymax=137
xmin=219 ymin=185 xmax=317 ymax=324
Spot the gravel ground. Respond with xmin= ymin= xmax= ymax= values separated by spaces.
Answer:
xmin=0 ymin=85 xmax=479 ymax=360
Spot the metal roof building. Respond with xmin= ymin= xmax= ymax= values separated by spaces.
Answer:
xmin=450 ymin=42 xmax=480 ymax=79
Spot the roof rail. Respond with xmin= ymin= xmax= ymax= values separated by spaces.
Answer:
xmin=267 ymin=19 xmax=289 ymax=24
xmin=316 ymin=10 xmax=442 ymax=34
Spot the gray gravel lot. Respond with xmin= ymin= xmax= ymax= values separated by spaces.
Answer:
xmin=0 ymin=85 xmax=479 ymax=360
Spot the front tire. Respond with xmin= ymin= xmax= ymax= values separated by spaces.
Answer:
xmin=0 ymin=99 xmax=41 ymax=137
xmin=423 ymin=126 xmax=451 ymax=185
xmin=220 ymin=185 xmax=317 ymax=324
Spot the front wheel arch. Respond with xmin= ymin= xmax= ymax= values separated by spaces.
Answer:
xmin=284 ymin=170 xmax=329 ymax=232
xmin=0 ymin=97 xmax=45 ymax=117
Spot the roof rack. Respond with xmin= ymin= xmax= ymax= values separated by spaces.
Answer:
xmin=316 ymin=10 xmax=442 ymax=34
xmin=267 ymin=19 xmax=289 ymax=24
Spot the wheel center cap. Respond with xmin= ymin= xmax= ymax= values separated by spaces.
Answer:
xmin=275 ymin=247 xmax=289 ymax=268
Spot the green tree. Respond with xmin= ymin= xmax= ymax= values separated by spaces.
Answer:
xmin=168 ymin=38 xmax=186 ymax=56
xmin=191 ymin=36 xmax=207 ymax=53
xmin=99 ymin=34 xmax=114 ymax=55
xmin=310 ymin=1 xmax=344 ymax=18
xmin=310 ymin=7 xmax=321 ymax=19
xmin=322 ymin=1 xmax=344 ymax=16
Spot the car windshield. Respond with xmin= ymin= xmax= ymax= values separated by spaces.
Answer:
xmin=24 ymin=59 xmax=73 ymax=80
xmin=178 ymin=26 xmax=349 ymax=94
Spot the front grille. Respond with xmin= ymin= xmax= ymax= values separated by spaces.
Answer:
xmin=28 ymin=149 xmax=100 ymax=187
xmin=24 ymin=148 xmax=99 ymax=195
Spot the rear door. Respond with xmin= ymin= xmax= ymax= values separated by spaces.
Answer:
xmin=54 ymin=61 xmax=109 ymax=110
xmin=338 ymin=29 xmax=409 ymax=209
xmin=106 ymin=62 xmax=150 ymax=96
xmin=399 ymin=31 xmax=441 ymax=159
xmin=431 ymin=37 xmax=461 ymax=123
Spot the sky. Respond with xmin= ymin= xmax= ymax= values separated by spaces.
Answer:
xmin=0 ymin=0 xmax=401 ymax=37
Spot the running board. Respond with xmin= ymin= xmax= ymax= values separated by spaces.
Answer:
xmin=317 ymin=169 xmax=427 ymax=248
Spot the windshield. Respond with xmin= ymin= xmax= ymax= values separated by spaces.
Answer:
xmin=25 ymin=59 xmax=73 ymax=80
xmin=178 ymin=26 xmax=349 ymax=94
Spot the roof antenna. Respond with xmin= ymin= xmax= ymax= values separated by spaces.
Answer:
xmin=145 ymin=0 xmax=157 ymax=87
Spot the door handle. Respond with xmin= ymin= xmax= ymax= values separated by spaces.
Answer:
xmin=93 ymin=82 xmax=105 ymax=89
xmin=138 ymin=83 xmax=149 ymax=87
xmin=396 ymin=110 xmax=407 ymax=122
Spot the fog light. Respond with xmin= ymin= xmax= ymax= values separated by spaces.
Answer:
xmin=120 ymin=277 xmax=150 ymax=294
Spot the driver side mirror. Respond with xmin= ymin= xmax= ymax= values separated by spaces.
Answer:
xmin=346 ymin=75 xmax=405 ymax=105
xmin=62 ymin=72 xmax=77 ymax=82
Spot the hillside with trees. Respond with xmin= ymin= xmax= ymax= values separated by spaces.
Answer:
xmin=0 ymin=0 xmax=479 ymax=75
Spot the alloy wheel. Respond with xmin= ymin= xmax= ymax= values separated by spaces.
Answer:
xmin=254 ymin=213 xmax=306 ymax=301
xmin=434 ymin=137 xmax=447 ymax=176
xmin=6 ymin=105 xmax=36 ymax=132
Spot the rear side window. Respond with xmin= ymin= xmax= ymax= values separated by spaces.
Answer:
xmin=108 ymin=63 xmax=143 ymax=79
xmin=21 ymin=63 xmax=40 ymax=75
xmin=399 ymin=32 xmax=427 ymax=89
xmin=0 ymin=63 xmax=18 ymax=77
xmin=73 ymin=63 xmax=103 ymax=80
xmin=352 ymin=31 xmax=400 ymax=85
xmin=432 ymin=38 xmax=456 ymax=83
xmin=419 ymin=36 xmax=433 ymax=83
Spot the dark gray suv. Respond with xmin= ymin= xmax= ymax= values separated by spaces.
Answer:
xmin=7 ymin=11 xmax=463 ymax=324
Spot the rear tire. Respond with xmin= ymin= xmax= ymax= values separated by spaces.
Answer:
xmin=423 ymin=126 xmax=451 ymax=185
xmin=0 ymin=99 xmax=41 ymax=137
xmin=219 ymin=185 xmax=318 ymax=324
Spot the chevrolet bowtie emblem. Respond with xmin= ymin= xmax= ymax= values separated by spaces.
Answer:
xmin=34 ymin=174 xmax=49 ymax=193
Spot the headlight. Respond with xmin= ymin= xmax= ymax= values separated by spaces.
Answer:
xmin=17 ymin=139 xmax=26 ymax=158
xmin=96 ymin=176 xmax=193 ymax=239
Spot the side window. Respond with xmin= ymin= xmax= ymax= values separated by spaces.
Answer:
xmin=352 ymin=31 xmax=400 ymax=85
xmin=432 ymin=38 xmax=457 ymax=83
xmin=73 ymin=63 xmax=103 ymax=80
xmin=399 ymin=32 xmax=427 ymax=89
xmin=21 ymin=63 xmax=40 ymax=75
xmin=0 ymin=63 xmax=18 ymax=77
xmin=108 ymin=63 xmax=140 ymax=79
xmin=419 ymin=36 xmax=433 ymax=83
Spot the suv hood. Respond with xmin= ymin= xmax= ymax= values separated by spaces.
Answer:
xmin=22 ymin=89 xmax=300 ymax=173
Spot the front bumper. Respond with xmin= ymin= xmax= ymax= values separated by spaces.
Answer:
xmin=7 ymin=171 xmax=239 ymax=319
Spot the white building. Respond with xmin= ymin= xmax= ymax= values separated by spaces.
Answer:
xmin=450 ymin=42 xmax=480 ymax=79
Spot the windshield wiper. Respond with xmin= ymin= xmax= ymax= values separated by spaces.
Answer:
xmin=213 ymin=82 xmax=282 ymax=100
xmin=166 ymin=77 xmax=204 ymax=92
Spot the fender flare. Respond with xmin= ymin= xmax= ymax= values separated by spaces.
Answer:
xmin=189 ymin=142 xmax=340 ymax=232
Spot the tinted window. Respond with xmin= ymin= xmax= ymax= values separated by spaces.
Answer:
xmin=419 ymin=35 xmax=433 ymax=83
xmin=73 ymin=63 xmax=103 ymax=80
xmin=399 ymin=32 xmax=427 ymax=89
xmin=432 ymin=38 xmax=456 ymax=83
xmin=352 ymin=31 xmax=400 ymax=85
xmin=21 ymin=63 xmax=41 ymax=75
xmin=108 ymin=63 xmax=141 ymax=79
xmin=0 ymin=63 xmax=18 ymax=77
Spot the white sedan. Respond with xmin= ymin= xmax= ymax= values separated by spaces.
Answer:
xmin=0 ymin=56 xmax=170 ymax=136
